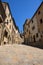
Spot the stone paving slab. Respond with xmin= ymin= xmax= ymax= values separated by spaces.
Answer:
xmin=0 ymin=44 xmax=43 ymax=65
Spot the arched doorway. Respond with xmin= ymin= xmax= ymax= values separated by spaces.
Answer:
xmin=4 ymin=29 xmax=8 ymax=44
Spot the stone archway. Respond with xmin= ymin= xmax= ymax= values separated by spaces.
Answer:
xmin=3 ymin=29 xmax=8 ymax=45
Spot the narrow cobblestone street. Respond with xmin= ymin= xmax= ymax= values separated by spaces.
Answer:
xmin=0 ymin=44 xmax=43 ymax=65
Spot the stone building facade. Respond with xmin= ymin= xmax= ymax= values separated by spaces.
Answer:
xmin=0 ymin=1 xmax=6 ymax=45
xmin=23 ymin=19 xmax=30 ymax=44
xmin=23 ymin=2 xmax=43 ymax=46
xmin=0 ymin=2 xmax=23 ymax=45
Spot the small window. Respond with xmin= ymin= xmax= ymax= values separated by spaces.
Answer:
xmin=4 ymin=42 xmax=6 ymax=45
xmin=32 ymin=26 xmax=35 ymax=30
xmin=41 ymin=35 xmax=42 ymax=38
xmin=40 ymin=19 xmax=42 ymax=24
xmin=29 ymin=31 xmax=30 ymax=34
xmin=7 ymin=20 xmax=8 ymax=25
xmin=7 ymin=20 xmax=8 ymax=22
xmin=32 ymin=20 xmax=33 ymax=23
xmin=38 ymin=30 xmax=40 ymax=33
xmin=38 ymin=11 xmax=40 ymax=15
xmin=7 ymin=22 xmax=8 ymax=25
xmin=36 ymin=33 xmax=38 ymax=37
xmin=10 ymin=19 xmax=11 ymax=23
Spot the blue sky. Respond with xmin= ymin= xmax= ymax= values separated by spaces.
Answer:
xmin=2 ymin=0 xmax=43 ymax=32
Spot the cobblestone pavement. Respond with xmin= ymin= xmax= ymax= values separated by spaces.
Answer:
xmin=0 ymin=44 xmax=43 ymax=65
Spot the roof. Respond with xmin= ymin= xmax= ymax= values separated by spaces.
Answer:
xmin=31 ymin=1 xmax=43 ymax=20
xmin=23 ymin=19 xmax=30 ymax=27
xmin=23 ymin=1 xmax=43 ymax=27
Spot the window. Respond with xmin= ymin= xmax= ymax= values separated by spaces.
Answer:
xmin=7 ymin=21 xmax=8 ymax=25
xmin=36 ymin=33 xmax=38 ymax=37
xmin=32 ymin=20 xmax=33 ymax=23
xmin=38 ymin=29 xmax=40 ymax=33
xmin=41 ymin=35 xmax=42 ymax=38
xmin=10 ymin=19 xmax=11 ymax=23
xmin=7 ymin=20 xmax=8 ymax=25
xmin=32 ymin=26 xmax=35 ymax=30
xmin=10 ymin=19 xmax=11 ymax=22
xmin=29 ymin=31 xmax=30 ymax=34
xmin=40 ymin=19 xmax=42 ymax=24
xmin=4 ymin=42 xmax=6 ymax=45
xmin=7 ymin=20 xmax=8 ymax=22
xmin=38 ymin=11 xmax=40 ymax=15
